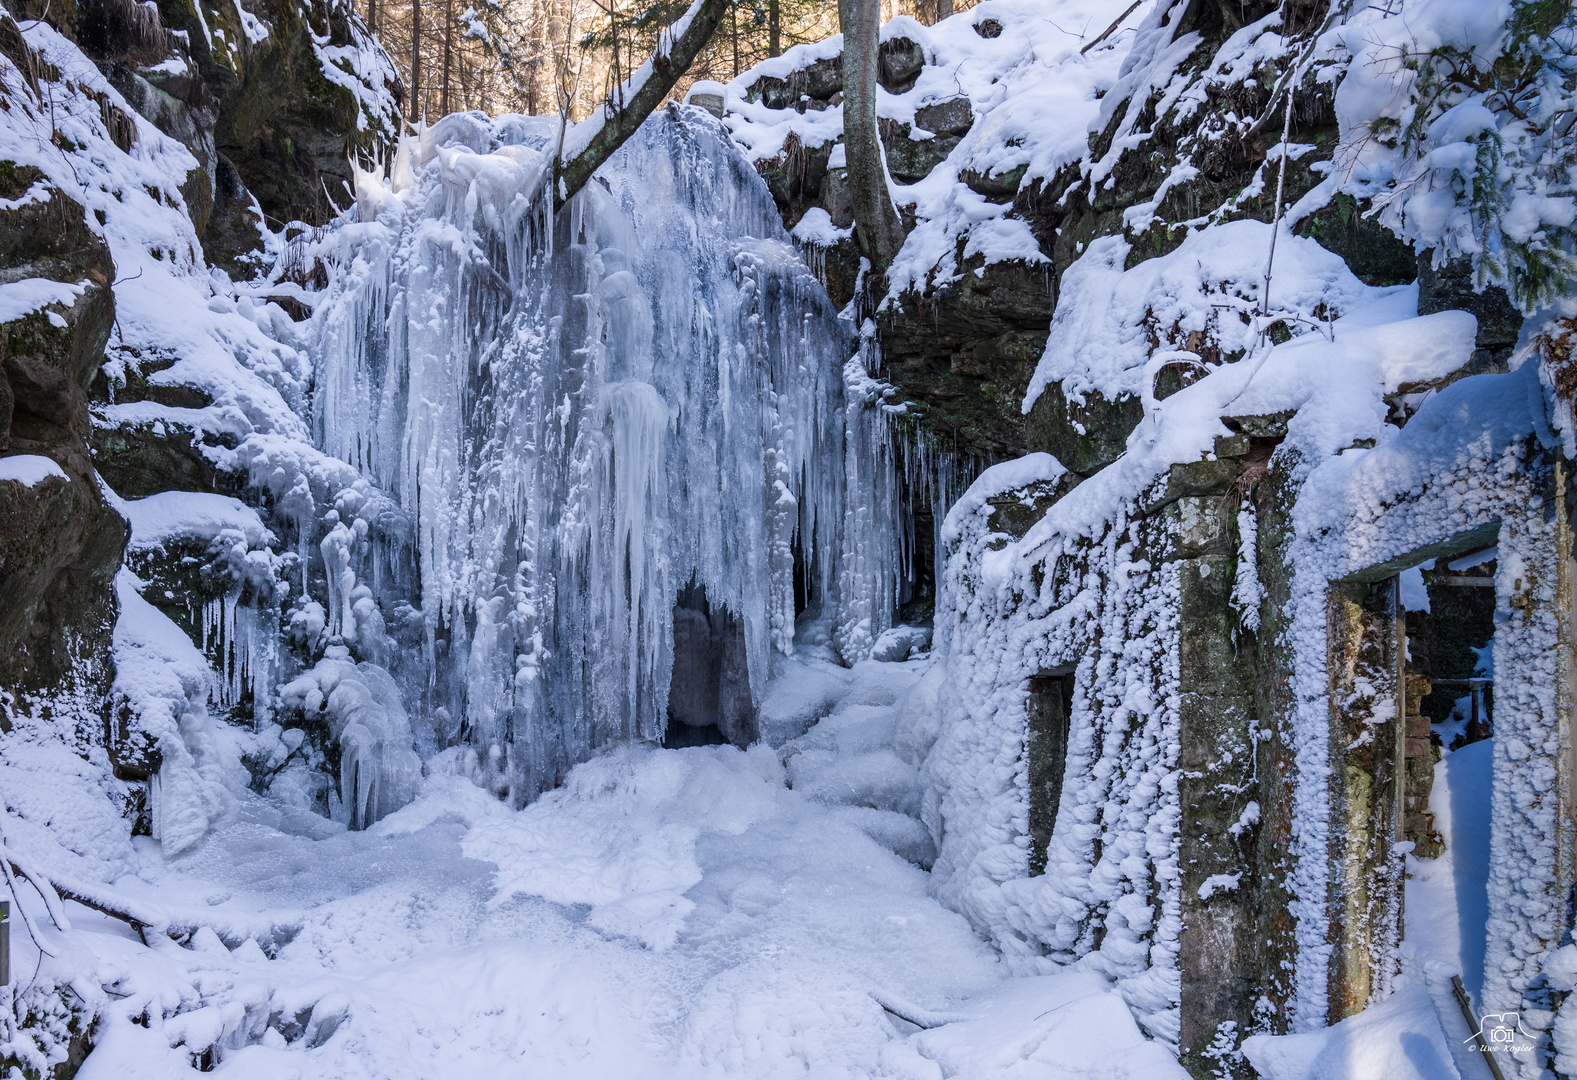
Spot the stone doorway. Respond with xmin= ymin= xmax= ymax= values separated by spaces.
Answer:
xmin=1397 ymin=544 xmax=1498 ymax=859
xmin=1324 ymin=522 xmax=1501 ymax=1018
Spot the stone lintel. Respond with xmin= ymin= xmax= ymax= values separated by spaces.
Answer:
xmin=1223 ymin=412 xmax=1294 ymax=439
xmin=1336 ymin=520 xmax=1501 ymax=584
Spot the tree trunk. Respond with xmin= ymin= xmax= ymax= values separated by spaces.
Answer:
xmin=839 ymin=0 xmax=904 ymax=270
xmin=552 ymin=0 xmax=571 ymax=117
xmin=527 ymin=9 xmax=545 ymax=115
xmin=769 ymin=0 xmax=780 ymax=56
xmin=553 ymin=0 xmax=730 ymax=210
xmin=933 ymin=0 xmax=951 ymax=23
xmin=410 ymin=0 xmax=423 ymax=122
xmin=442 ymin=0 xmax=453 ymax=116
xmin=730 ymin=2 xmax=740 ymax=78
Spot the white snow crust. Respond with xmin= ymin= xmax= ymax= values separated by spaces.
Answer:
xmin=0 ymin=278 xmax=87 ymax=324
xmin=0 ymin=454 xmax=70 ymax=487
xmin=1241 ymin=984 xmax=1461 ymax=1080
xmin=1 ymin=658 xmax=1190 ymax=1079
xmin=121 ymin=491 xmax=273 ymax=552
xmin=1022 ymin=222 xmax=1393 ymax=413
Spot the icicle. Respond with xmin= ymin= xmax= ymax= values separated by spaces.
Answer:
xmin=202 ymin=592 xmax=240 ymax=709
xmin=834 ymin=319 xmax=903 ymax=663
xmin=320 ymin=511 xmax=359 ymax=643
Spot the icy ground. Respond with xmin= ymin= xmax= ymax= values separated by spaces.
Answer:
xmin=9 ymin=660 xmax=1187 ymax=1079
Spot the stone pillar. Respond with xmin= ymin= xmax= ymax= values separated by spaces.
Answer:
xmin=1169 ymin=489 xmax=1261 ymax=1073
xmin=1325 ymin=577 xmax=1406 ymax=1020
xmin=1250 ymin=459 xmax=1300 ymax=1035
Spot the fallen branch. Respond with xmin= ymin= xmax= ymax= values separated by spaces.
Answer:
xmin=0 ymin=823 xmax=69 ymax=957
xmin=1451 ymin=974 xmax=1508 ymax=1080
xmin=3 ymin=843 xmax=300 ymax=949
xmin=1 ymin=852 xmax=60 ymax=956
xmin=869 ymin=988 xmax=977 ymax=1029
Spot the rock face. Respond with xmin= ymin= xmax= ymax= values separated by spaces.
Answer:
xmin=9 ymin=0 xmax=400 ymax=273
xmin=1417 ymin=253 xmax=1523 ymax=373
xmin=0 ymin=0 xmax=395 ymax=737
xmin=0 ymin=154 xmax=127 ymax=728
xmin=879 ymin=261 xmax=1049 ymax=460
xmin=725 ymin=0 xmax=1501 ymax=468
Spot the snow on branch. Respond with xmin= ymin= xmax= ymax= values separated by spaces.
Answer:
xmin=1334 ymin=0 xmax=1577 ymax=310
xmin=868 ymin=987 xmax=979 ymax=1028
xmin=552 ymin=0 xmax=730 ymax=210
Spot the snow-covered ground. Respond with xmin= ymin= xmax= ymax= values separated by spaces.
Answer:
xmin=4 ymin=659 xmax=1187 ymax=1079
xmin=1404 ymin=741 xmax=1494 ymax=1024
xmin=1244 ymin=739 xmax=1496 ymax=1080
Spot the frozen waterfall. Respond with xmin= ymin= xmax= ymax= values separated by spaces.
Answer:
xmin=299 ymin=105 xmax=907 ymax=808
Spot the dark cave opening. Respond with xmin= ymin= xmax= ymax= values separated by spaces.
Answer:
xmin=664 ymin=579 xmax=756 ymax=748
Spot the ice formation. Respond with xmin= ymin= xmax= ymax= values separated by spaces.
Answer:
xmin=303 ymin=106 xmax=905 ymax=806
xmin=10 ymin=0 xmax=1575 ymax=1070
xmin=278 ymin=645 xmax=422 ymax=828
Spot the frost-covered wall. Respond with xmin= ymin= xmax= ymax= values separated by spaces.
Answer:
xmin=926 ymin=453 xmax=1183 ymax=1045
xmin=924 ymin=283 xmax=1574 ymax=1074
xmin=1283 ymin=360 xmax=1569 ymax=1076
xmin=702 ymin=0 xmax=1577 ymax=1068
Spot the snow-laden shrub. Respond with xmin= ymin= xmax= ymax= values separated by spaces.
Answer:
xmin=1335 ymin=0 xmax=1577 ymax=310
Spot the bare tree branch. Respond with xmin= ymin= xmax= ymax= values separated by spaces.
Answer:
xmin=552 ymin=0 xmax=730 ymax=210
xmin=1079 ymin=0 xmax=1140 ymax=55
